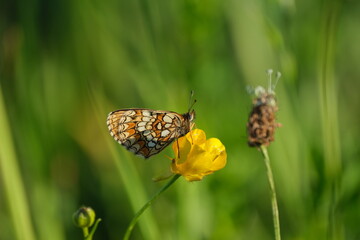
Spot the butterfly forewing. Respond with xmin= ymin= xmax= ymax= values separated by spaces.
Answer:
xmin=107 ymin=109 xmax=194 ymax=158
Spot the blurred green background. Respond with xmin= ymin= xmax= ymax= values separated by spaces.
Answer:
xmin=1 ymin=0 xmax=359 ymax=239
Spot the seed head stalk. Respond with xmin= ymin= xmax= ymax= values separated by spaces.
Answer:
xmin=260 ymin=145 xmax=281 ymax=240
xmin=247 ymin=70 xmax=282 ymax=240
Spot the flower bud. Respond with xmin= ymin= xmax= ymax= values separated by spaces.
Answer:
xmin=73 ymin=206 xmax=96 ymax=228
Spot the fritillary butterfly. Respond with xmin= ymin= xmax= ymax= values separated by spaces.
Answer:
xmin=107 ymin=109 xmax=195 ymax=158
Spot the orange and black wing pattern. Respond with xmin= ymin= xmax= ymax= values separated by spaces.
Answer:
xmin=107 ymin=109 xmax=194 ymax=158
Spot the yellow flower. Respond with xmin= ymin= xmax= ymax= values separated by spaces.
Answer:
xmin=171 ymin=129 xmax=227 ymax=182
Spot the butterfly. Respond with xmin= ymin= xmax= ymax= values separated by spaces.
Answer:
xmin=107 ymin=108 xmax=195 ymax=158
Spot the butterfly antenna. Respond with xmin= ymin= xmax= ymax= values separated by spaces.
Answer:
xmin=187 ymin=90 xmax=197 ymax=113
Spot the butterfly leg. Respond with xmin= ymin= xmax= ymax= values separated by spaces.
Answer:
xmin=176 ymin=139 xmax=181 ymax=159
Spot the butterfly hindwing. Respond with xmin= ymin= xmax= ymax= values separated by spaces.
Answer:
xmin=107 ymin=108 xmax=194 ymax=158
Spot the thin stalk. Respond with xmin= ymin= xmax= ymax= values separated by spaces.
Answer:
xmin=260 ymin=145 xmax=281 ymax=240
xmin=123 ymin=174 xmax=181 ymax=240
xmin=85 ymin=219 xmax=102 ymax=240
xmin=82 ymin=228 xmax=89 ymax=238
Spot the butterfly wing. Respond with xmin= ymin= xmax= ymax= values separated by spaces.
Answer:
xmin=107 ymin=109 xmax=187 ymax=158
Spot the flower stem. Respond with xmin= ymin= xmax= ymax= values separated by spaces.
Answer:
xmin=260 ymin=145 xmax=281 ymax=240
xmin=123 ymin=174 xmax=181 ymax=240
xmin=82 ymin=227 xmax=89 ymax=238
xmin=85 ymin=218 xmax=102 ymax=240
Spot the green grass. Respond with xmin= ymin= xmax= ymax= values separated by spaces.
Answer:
xmin=1 ymin=0 xmax=359 ymax=239
xmin=0 ymin=85 xmax=35 ymax=240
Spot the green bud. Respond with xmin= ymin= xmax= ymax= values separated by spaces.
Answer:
xmin=73 ymin=206 xmax=96 ymax=228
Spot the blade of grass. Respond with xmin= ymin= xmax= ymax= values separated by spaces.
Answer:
xmin=0 ymin=84 xmax=36 ymax=240
xmin=317 ymin=0 xmax=343 ymax=239
xmin=318 ymin=0 xmax=342 ymax=182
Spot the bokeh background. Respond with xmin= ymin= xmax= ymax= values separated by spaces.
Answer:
xmin=1 ymin=0 xmax=359 ymax=239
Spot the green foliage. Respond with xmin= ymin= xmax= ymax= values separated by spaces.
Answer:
xmin=1 ymin=0 xmax=359 ymax=239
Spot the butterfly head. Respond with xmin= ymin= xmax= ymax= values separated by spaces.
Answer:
xmin=189 ymin=109 xmax=196 ymax=122
xmin=182 ymin=109 xmax=196 ymax=134
xmin=186 ymin=91 xmax=196 ymax=131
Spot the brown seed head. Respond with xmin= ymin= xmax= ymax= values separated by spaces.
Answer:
xmin=247 ymin=92 xmax=281 ymax=147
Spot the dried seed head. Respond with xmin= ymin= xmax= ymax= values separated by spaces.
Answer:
xmin=247 ymin=70 xmax=281 ymax=147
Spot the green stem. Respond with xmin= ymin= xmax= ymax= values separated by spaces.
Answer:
xmin=85 ymin=219 xmax=102 ymax=240
xmin=82 ymin=227 xmax=89 ymax=238
xmin=260 ymin=145 xmax=281 ymax=240
xmin=123 ymin=174 xmax=181 ymax=240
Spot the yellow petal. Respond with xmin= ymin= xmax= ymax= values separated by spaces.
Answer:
xmin=170 ymin=129 xmax=227 ymax=182
xmin=185 ymin=129 xmax=206 ymax=145
xmin=204 ymin=138 xmax=227 ymax=171
xmin=183 ymin=174 xmax=206 ymax=182
xmin=172 ymin=134 xmax=191 ymax=164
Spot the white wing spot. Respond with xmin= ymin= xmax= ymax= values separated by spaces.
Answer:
xmin=165 ymin=123 xmax=172 ymax=128
xmin=142 ymin=116 xmax=151 ymax=122
xmin=142 ymin=110 xmax=151 ymax=116
xmin=157 ymin=122 xmax=162 ymax=130
xmin=124 ymin=110 xmax=136 ymax=116
xmin=119 ymin=116 xmax=127 ymax=123
xmin=146 ymin=134 xmax=153 ymax=141
xmin=120 ymin=132 xmax=129 ymax=139
xmin=120 ymin=116 xmax=132 ymax=123
xmin=137 ymin=126 xmax=146 ymax=132
xmin=161 ymin=129 xmax=170 ymax=137
xmin=138 ymin=121 xmax=146 ymax=127
xmin=119 ymin=124 xmax=127 ymax=131
xmin=148 ymin=141 xmax=156 ymax=147
xmin=143 ymin=130 xmax=151 ymax=136
xmin=163 ymin=115 xmax=173 ymax=123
